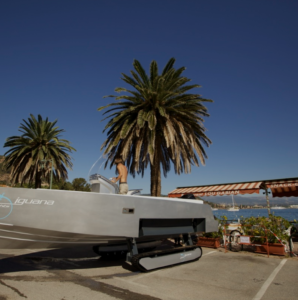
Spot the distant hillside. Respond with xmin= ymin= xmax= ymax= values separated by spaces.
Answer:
xmin=201 ymin=195 xmax=298 ymax=206
xmin=0 ymin=155 xmax=10 ymax=184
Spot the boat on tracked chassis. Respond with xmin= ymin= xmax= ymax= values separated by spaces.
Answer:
xmin=0 ymin=173 xmax=218 ymax=271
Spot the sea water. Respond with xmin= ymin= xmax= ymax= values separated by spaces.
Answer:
xmin=213 ymin=208 xmax=298 ymax=222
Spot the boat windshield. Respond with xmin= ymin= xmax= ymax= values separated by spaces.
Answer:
xmin=88 ymin=155 xmax=109 ymax=179
xmin=88 ymin=155 xmax=119 ymax=193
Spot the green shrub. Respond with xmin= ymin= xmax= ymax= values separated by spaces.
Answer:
xmin=241 ymin=215 xmax=290 ymax=244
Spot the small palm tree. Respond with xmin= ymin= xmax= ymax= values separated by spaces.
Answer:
xmin=98 ymin=58 xmax=212 ymax=196
xmin=3 ymin=114 xmax=76 ymax=188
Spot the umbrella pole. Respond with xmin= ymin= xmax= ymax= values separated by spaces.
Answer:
xmin=265 ymin=189 xmax=271 ymax=216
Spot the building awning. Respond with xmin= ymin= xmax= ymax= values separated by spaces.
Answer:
xmin=168 ymin=177 xmax=298 ymax=198
xmin=266 ymin=179 xmax=298 ymax=198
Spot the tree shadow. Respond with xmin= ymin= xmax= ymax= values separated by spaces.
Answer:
xmin=0 ymin=239 xmax=180 ymax=274
xmin=0 ymin=245 xmax=137 ymax=274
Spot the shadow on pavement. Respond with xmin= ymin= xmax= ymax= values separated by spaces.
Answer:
xmin=0 ymin=245 xmax=134 ymax=274
xmin=0 ymin=239 xmax=183 ymax=274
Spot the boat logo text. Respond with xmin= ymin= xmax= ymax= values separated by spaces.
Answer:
xmin=180 ymin=253 xmax=192 ymax=259
xmin=14 ymin=197 xmax=55 ymax=206
xmin=0 ymin=193 xmax=13 ymax=220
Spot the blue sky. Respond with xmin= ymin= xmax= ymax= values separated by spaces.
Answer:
xmin=1 ymin=0 xmax=297 ymax=195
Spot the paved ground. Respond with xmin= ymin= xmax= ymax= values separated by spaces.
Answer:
xmin=0 ymin=243 xmax=297 ymax=300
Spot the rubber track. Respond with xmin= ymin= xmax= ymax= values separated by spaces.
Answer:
xmin=131 ymin=245 xmax=200 ymax=272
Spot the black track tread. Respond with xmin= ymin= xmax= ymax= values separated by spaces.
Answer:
xmin=93 ymin=247 xmax=127 ymax=257
xmin=93 ymin=244 xmax=157 ymax=257
xmin=131 ymin=245 xmax=201 ymax=272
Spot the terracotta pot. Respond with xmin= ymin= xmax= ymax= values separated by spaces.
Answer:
xmin=254 ymin=243 xmax=285 ymax=256
xmin=197 ymin=237 xmax=220 ymax=249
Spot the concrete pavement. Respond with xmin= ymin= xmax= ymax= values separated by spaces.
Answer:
xmin=0 ymin=244 xmax=297 ymax=300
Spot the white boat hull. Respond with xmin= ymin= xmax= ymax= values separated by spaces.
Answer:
xmin=227 ymin=208 xmax=240 ymax=212
xmin=0 ymin=186 xmax=218 ymax=249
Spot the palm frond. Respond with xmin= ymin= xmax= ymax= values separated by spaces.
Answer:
xmin=161 ymin=58 xmax=175 ymax=75
xmin=133 ymin=60 xmax=149 ymax=85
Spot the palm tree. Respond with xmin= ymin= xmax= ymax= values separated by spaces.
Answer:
xmin=3 ymin=114 xmax=76 ymax=189
xmin=98 ymin=58 xmax=212 ymax=196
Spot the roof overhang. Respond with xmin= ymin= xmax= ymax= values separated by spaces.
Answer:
xmin=168 ymin=177 xmax=298 ymax=198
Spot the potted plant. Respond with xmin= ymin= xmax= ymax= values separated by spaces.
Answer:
xmin=242 ymin=215 xmax=290 ymax=256
xmin=197 ymin=217 xmax=224 ymax=249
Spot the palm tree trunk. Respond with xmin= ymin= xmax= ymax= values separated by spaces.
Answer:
xmin=35 ymin=171 xmax=42 ymax=189
xmin=156 ymin=166 xmax=161 ymax=196
xmin=150 ymin=150 xmax=161 ymax=197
